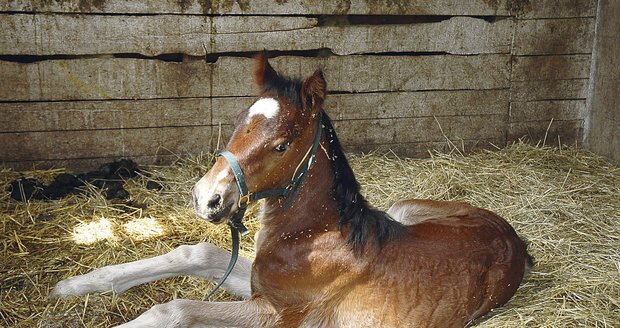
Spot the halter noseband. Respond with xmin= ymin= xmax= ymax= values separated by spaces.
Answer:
xmin=203 ymin=112 xmax=323 ymax=300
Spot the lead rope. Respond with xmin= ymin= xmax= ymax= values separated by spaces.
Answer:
xmin=203 ymin=224 xmax=239 ymax=301
xmin=203 ymin=209 xmax=247 ymax=301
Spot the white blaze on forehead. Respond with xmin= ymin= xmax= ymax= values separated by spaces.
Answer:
xmin=247 ymin=98 xmax=280 ymax=122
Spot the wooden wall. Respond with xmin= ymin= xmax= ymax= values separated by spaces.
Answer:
xmin=0 ymin=0 xmax=598 ymax=170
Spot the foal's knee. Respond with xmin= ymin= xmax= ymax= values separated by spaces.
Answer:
xmin=169 ymin=243 xmax=228 ymax=267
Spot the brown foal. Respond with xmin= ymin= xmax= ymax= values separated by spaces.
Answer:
xmin=51 ymin=54 xmax=532 ymax=328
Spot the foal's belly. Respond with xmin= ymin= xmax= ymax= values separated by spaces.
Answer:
xmin=318 ymin=278 xmax=472 ymax=328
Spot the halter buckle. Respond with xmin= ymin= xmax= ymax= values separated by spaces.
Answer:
xmin=238 ymin=193 xmax=251 ymax=207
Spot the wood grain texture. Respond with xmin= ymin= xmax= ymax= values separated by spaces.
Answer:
xmin=510 ymin=100 xmax=586 ymax=123
xmin=1 ymin=15 xmax=512 ymax=56
xmin=0 ymin=126 xmax=214 ymax=162
xmin=325 ymin=90 xmax=509 ymax=120
xmin=0 ymin=58 xmax=211 ymax=101
xmin=211 ymin=90 xmax=509 ymax=124
xmin=215 ymin=55 xmax=511 ymax=96
xmin=511 ymin=55 xmax=591 ymax=81
xmin=516 ymin=0 xmax=596 ymax=18
xmin=584 ymin=0 xmax=620 ymax=162
xmin=211 ymin=114 xmax=506 ymax=159
xmin=1 ymin=0 xmax=596 ymax=17
xmin=0 ymin=99 xmax=212 ymax=133
xmin=513 ymin=18 xmax=595 ymax=55
xmin=0 ymin=0 xmax=601 ymax=168
xmin=0 ymin=0 xmax=512 ymax=15
xmin=213 ymin=17 xmax=513 ymax=56
xmin=1 ymin=0 xmax=595 ymax=18
xmin=332 ymin=115 xmax=505 ymax=145
xmin=0 ymin=55 xmax=511 ymax=101
xmin=509 ymin=55 xmax=591 ymax=101
xmin=510 ymin=79 xmax=589 ymax=101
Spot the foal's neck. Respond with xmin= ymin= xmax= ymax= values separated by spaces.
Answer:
xmin=260 ymin=113 xmax=404 ymax=250
xmin=261 ymin=132 xmax=341 ymax=234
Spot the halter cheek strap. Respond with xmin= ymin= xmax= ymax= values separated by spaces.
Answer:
xmin=203 ymin=112 xmax=323 ymax=301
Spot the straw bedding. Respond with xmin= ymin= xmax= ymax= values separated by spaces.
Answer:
xmin=1 ymin=143 xmax=618 ymax=327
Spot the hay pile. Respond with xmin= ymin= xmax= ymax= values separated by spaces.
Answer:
xmin=1 ymin=143 xmax=618 ymax=327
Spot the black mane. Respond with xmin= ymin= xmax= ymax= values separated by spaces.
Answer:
xmin=261 ymin=68 xmax=404 ymax=252
xmin=321 ymin=113 xmax=405 ymax=252
xmin=260 ymin=71 xmax=304 ymax=107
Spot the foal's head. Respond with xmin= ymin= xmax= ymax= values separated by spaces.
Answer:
xmin=193 ymin=54 xmax=326 ymax=223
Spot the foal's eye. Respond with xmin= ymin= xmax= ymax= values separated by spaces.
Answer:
xmin=274 ymin=143 xmax=289 ymax=153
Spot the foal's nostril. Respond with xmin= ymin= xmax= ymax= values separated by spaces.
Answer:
xmin=207 ymin=194 xmax=222 ymax=209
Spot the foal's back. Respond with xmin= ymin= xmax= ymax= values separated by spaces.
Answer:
xmin=342 ymin=199 xmax=532 ymax=327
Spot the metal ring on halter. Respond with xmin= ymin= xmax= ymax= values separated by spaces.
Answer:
xmin=238 ymin=193 xmax=251 ymax=208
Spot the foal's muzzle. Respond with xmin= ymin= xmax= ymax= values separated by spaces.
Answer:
xmin=192 ymin=169 xmax=239 ymax=224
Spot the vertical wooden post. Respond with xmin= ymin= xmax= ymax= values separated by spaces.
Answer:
xmin=585 ymin=0 xmax=620 ymax=162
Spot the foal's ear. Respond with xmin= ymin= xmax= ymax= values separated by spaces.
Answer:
xmin=301 ymin=70 xmax=326 ymax=112
xmin=254 ymin=52 xmax=280 ymax=91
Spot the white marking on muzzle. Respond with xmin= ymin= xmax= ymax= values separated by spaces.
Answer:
xmin=195 ymin=169 xmax=231 ymax=214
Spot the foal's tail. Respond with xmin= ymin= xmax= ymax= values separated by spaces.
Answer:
xmin=520 ymin=234 xmax=535 ymax=277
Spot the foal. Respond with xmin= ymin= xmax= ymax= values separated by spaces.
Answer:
xmin=51 ymin=54 xmax=532 ymax=327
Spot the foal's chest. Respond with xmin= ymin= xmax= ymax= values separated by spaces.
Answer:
xmin=251 ymin=229 xmax=363 ymax=296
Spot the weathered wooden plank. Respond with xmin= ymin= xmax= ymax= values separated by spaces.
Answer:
xmin=516 ymin=0 xmax=596 ymax=18
xmin=513 ymin=18 xmax=595 ymax=55
xmin=0 ymin=112 xmax=507 ymax=167
xmin=215 ymin=17 xmax=513 ymax=56
xmin=205 ymin=112 xmax=507 ymax=146
xmin=508 ymin=120 xmax=583 ymax=145
xmin=510 ymin=79 xmax=589 ymax=101
xmin=0 ymin=59 xmax=212 ymax=101
xmin=510 ymin=54 xmax=591 ymax=102
xmin=209 ymin=90 xmax=510 ymax=125
xmin=1 ymin=0 xmax=595 ymax=18
xmin=0 ymin=55 xmax=511 ymax=101
xmin=1 ymin=15 xmax=512 ymax=56
xmin=332 ymin=115 xmax=506 ymax=145
xmin=0 ymin=0 xmax=511 ymax=16
xmin=2 ymin=89 xmax=509 ymax=134
xmin=0 ymin=99 xmax=212 ymax=133
xmin=511 ymin=55 xmax=591 ymax=81
xmin=510 ymin=100 xmax=586 ymax=123
xmin=208 ymin=97 xmax=253 ymax=128
xmin=214 ymin=55 xmax=511 ymax=96
xmin=0 ymin=126 xmax=214 ymax=162
xmin=325 ymin=90 xmax=509 ymax=120
xmin=203 ymin=116 xmax=507 ymax=160
xmin=0 ymin=15 xmax=316 ymax=56
xmin=585 ymin=0 xmax=620 ymax=163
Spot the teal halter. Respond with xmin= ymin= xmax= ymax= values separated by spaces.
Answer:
xmin=204 ymin=112 xmax=323 ymax=300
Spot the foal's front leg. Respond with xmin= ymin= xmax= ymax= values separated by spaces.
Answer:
xmin=50 ymin=242 xmax=252 ymax=299
xmin=116 ymin=298 xmax=278 ymax=328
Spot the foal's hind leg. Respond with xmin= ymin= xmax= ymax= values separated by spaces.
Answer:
xmin=116 ymin=298 xmax=278 ymax=328
xmin=50 ymin=242 xmax=252 ymax=300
